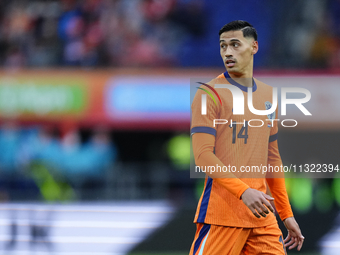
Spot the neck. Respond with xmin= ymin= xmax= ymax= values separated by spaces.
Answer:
xmin=228 ymin=67 xmax=253 ymax=87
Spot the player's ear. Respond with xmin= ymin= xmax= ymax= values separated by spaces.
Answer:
xmin=252 ymin=41 xmax=258 ymax=55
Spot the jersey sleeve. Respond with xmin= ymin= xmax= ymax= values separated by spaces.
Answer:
xmin=191 ymin=85 xmax=249 ymax=199
xmin=266 ymin=138 xmax=294 ymax=221
xmin=191 ymin=83 xmax=219 ymax=135
xmin=192 ymin=133 xmax=249 ymax=199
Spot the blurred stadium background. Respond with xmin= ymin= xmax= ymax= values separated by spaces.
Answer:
xmin=0 ymin=0 xmax=339 ymax=254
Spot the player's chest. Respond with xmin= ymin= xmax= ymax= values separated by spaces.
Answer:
xmin=216 ymin=94 xmax=275 ymax=144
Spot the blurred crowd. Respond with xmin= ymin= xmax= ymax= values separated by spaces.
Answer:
xmin=272 ymin=0 xmax=340 ymax=69
xmin=0 ymin=0 xmax=205 ymax=68
xmin=0 ymin=122 xmax=117 ymax=196
xmin=1 ymin=0 xmax=340 ymax=69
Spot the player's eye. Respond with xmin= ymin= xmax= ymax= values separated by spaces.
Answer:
xmin=220 ymin=44 xmax=226 ymax=49
xmin=232 ymin=43 xmax=239 ymax=47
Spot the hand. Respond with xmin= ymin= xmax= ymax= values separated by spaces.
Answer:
xmin=283 ymin=217 xmax=304 ymax=251
xmin=241 ymin=188 xmax=275 ymax=218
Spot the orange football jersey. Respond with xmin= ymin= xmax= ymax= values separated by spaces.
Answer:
xmin=191 ymin=72 xmax=293 ymax=227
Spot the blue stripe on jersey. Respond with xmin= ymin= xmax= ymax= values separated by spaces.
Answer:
xmin=224 ymin=71 xmax=258 ymax=92
xmin=193 ymin=224 xmax=211 ymax=255
xmin=197 ymin=177 xmax=213 ymax=223
xmin=279 ymin=235 xmax=287 ymax=255
xmin=191 ymin=126 xmax=216 ymax=136
xmin=198 ymin=228 xmax=210 ymax=255
xmin=269 ymin=132 xmax=278 ymax=142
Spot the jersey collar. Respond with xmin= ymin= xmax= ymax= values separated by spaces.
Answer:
xmin=223 ymin=71 xmax=257 ymax=92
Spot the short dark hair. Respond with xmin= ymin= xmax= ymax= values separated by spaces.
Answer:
xmin=219 ymin=20 xmax=257 ymax=41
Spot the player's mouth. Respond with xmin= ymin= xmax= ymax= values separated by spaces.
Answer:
xmin=225 ymin=59 xmax=236 ymax=68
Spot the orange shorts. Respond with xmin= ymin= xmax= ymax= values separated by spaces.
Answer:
xmin=189 ymin=223 xmax=287 ymax=255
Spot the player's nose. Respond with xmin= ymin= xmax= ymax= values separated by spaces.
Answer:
xmin=224 ymin=47 xmax=233 ymax=57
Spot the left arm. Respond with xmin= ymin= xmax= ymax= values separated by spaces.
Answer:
xmin=266 ymin=139 xmax=293 ymax=221
xmin=266 ymin=137 xmax=305 ymax=251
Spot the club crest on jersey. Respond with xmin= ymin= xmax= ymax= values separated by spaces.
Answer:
xmin=265 ymin=101 xmax=275 ymax=127
xmin=265 ymin=101 xmax=275 ymax=119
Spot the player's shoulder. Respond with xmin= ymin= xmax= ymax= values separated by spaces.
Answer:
xmin=192 ymin=74 xmax=226 ymax=108
xmin=254 ymin=77 xmax=274 ymax=91
xmin=194 ymin=74 xmax=226 ymax=92
xmin=199 ymin=73 xmax=226 ymax=88
xmin=212 ymin=73 xmax=227 ymax=86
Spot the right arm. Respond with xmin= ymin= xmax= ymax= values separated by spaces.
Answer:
xmin=191 ymin=85 xmax=274 ymax=217
xmin=192 ymin=132 xmax=274 ymax=218
xmin=192 ymin=132 xmax=249 ymax=199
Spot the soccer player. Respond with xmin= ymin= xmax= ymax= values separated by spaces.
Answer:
xmin=190 ymin=20 xmax=304 ymax=255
